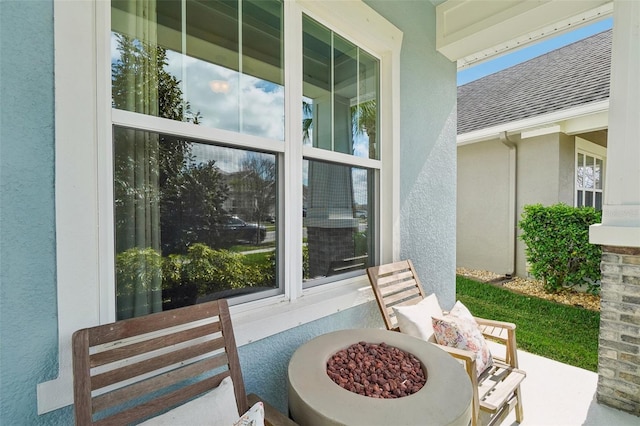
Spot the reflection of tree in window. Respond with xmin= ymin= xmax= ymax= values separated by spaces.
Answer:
xmin=351 ymin=100 xmax=377 ymax=159
xmin=112 ymin=34 xmax=201 ymax=123
xmin=112 ymin=35 xmax=236 ymax=317
xmin=112 ymin=34 xmax=231 ymax=254
xmin=159 ymin=152 xmax=230 ymax=254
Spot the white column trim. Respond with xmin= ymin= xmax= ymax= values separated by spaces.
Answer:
xmin=590 ymin=0 xmax=640 ymax=247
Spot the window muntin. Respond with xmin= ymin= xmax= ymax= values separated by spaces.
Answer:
xmin=108 ymin=1 xmax=383 ymax=318
xmin=113 ymin=126 xmax=278 ymax=319
xmin=576 ymin=151 xmax=604 ymax=210
xmin=111 ymin=0 xmax=285 ymax=140
xmin=300 ymin=14 xmax=380 ymax=285
xmin=302 ymin=15 xmax=379 ymax=159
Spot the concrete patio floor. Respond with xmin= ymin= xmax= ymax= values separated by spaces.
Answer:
xmin=489 ymin=342 xmax=639 ymax=425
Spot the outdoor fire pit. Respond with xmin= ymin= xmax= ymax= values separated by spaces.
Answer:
xmin=326 ymin=341 xmax=427 ymax=398
xmin=288 ymin=329 xmax=472 ymax=426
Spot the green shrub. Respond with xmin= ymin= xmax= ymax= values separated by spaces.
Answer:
xmin=354 ymin=231 xmax=368 ymax=256
xmin=115 ymin=247 xmax=163 ymax=318
xmin=162 ymin=253 xmax=198 ymax=309
xmin=179 ymin=243 xmax=260 ymax=295
xmin=519 ymin=203 xmax=601 ymax=294
xmin=302 ymin=245 xmax=310 ymax=279
xmin=116 ymin=247 xmax=163 ymax=296
xmin=249 ymin=250 xmax=276 ymax=288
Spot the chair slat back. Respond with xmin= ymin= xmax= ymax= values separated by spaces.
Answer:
xmin=72 ymin=299 xmax=248 ymax=425
xmin=366 ymin=260 xmax=426 ymax=330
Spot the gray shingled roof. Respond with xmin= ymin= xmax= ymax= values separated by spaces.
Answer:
xmin=457 ymin=29 xmax=611 ymax=135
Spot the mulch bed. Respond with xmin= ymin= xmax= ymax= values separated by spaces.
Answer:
xmin=456 ymin=268 xmax=600 ymax=311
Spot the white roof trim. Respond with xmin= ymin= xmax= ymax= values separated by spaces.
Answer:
xmin=457 ymin=99 xmax=609 ymax=145
xmin=437 ymin=0 xmax=613 ymax=67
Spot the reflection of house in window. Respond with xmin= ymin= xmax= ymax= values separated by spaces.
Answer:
xmin=224 ymin=166 xmax=276 ymax=222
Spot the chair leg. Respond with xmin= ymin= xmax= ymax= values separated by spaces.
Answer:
xmin=514 ymin=385 xmax=524 ymax=423
xmin=468 ymin=365 xmax=480 ymax=426
xmin=471 ymin=395 xmax=480 ymax=426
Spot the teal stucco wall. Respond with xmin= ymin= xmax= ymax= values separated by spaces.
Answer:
xmin=0 ymin=0 xmax=456 ymax=423
xmin=0 ymin=0 xmax=74 ymax=424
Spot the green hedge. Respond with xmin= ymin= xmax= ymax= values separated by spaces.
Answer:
xmin=116 ymin=244 xmax=271 ymax=311
xmin=519 ymin=203 xmax=601 ymax=294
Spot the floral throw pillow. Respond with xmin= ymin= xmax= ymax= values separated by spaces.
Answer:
xmin=432 ymin=301 xmax=493 ymax=377
xmin=233 ymin=401 xmax=265 ymax=426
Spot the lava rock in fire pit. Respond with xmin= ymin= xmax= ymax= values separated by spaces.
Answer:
xmin=326 ymin=341 xmax=427 ymax=398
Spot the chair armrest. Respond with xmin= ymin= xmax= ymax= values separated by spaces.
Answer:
xmin=247 ymin=394 xmax=298 ymax=426
xmin=474 ymin=317 xmax=520 ymax=368
xmin=474 ymin=316 xmax=516 ymax=330
xmin=474 ymin=317 xmax=515 ymax=345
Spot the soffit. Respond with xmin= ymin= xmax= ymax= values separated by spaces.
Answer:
xmin=436 ymin=0 xmax=613 ymax=69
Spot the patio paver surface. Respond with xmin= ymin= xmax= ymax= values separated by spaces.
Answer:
xmin=490 ymin=342 xmax=639 ymax=425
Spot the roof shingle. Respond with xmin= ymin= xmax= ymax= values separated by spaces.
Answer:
xmin=457 ymin=29 xmax=611 ymax=135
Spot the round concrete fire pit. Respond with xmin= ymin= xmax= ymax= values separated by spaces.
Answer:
xmin=288 ymin=329 xmax=472 ymax=426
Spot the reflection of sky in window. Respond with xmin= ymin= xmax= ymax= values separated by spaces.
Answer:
xmin=189 ymin=143 xmax=274 ymax=176
xmin=190 ymin=143 xmax=248 ymax=174
xmin=111 ymin=31 xmax=284 ymax=141
xmin=255 ymin=80 xmax=280 ymax=93
xmin=351 ymin=168 xmax=368 ymax=205
xmin=352 ymin=133 xmax=369 ymax=158
xmin=110 ymin=33 xmax=119 ymax=63
xmin=167 ymin=51 xmax=284 ymax=140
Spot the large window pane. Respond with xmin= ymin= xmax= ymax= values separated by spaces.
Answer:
xmin=113 ymin=126 xmax=278 ymax=319
xmin=595 ymin=192 xmax=603 ymax=211
xmin=576 ymin=151 xmax=604 ymax=210
xmin=585 ymin=191 xmax=593 ymax=207
xmin=303 ymin=159 xmax=374 ymax=284
xmin=302 ymin=15 xmax=379 ymax=159
xmin=111 ymin=0 xmax=284 ymax=140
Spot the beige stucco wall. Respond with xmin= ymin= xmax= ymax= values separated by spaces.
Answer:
xmin=457 ymin=139 xmax=513 ymax=275
xmin=514 ymin=133 xmax=575 ymax=276
xmin=457 ymin=132 xmax=576 ymax=278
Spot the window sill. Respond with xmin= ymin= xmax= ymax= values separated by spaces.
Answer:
xmin=231 ymin=274 xmax=374 ymax=345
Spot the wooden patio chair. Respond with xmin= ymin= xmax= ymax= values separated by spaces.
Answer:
xmin=367 ymin=260 xmax=525 ymax=426
xmin=72 ymin=299 xmax=296 ymax=426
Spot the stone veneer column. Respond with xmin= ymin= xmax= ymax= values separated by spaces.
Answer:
xmin=597 ymin=246 xmax=640 ymax=415
xmin=589 ymin=0 xmax=640 ymax=416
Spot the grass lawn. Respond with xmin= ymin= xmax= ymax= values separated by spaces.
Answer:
xmin=456 ymin=275 xmax=600 ymax=372
xmin=242 ymin=251 xmax=272 ymax=266
xmin=228 ymin=242 xmax=275 ymax=252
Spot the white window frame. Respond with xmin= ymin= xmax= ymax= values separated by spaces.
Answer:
xmin=38 ymin=0 xmax=401 ymax=414
xmin=575 ymin=137 xmax=606 ymax=209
